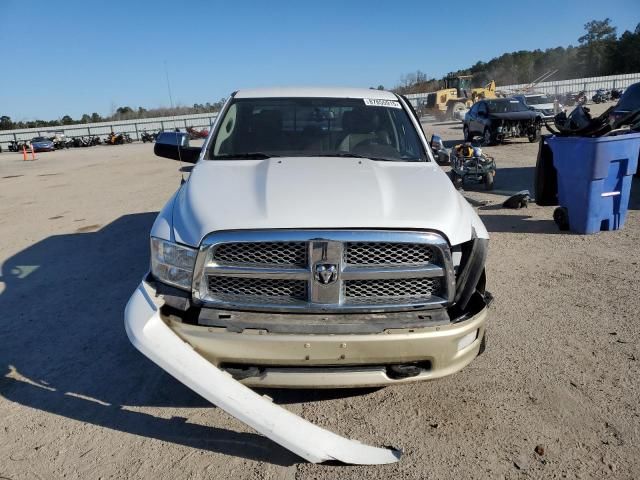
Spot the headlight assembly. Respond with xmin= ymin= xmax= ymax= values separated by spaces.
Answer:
xmin=150 ymin=237 xmax=197 ymax=290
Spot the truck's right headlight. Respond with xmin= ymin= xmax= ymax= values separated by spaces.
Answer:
xmin=150 ymin=237 xmax=197 ymax=290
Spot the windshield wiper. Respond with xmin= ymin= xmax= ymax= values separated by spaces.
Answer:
xmin=314 ymin=152 xmax=414 ymax=162
xmin=214 ymin=152 xmax=278 ymax=160
xmin=315 ymin=152 xmax=366 ymax=158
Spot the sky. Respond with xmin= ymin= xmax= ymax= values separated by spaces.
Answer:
xmin=0 ymin=0 xmax=638 ymax=121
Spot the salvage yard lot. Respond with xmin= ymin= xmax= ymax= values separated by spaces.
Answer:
xmin=1 ymin=104 xmax=639 ymax=479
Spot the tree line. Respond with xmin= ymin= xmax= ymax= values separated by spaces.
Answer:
xmin=392 ymin=19 xmax=640 ymax=95
xmin=0 ymin=99 xmax=227 ymax=131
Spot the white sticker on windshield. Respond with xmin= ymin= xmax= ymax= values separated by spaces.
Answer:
xmin=363 ymin=98 xmax=402 ymax=109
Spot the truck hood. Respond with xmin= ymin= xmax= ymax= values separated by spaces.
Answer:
xmin=171 ymin=157 xmax=485 ymax=247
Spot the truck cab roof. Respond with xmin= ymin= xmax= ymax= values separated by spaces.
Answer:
xmin=234 ymin=86 xmax=398 ymax=100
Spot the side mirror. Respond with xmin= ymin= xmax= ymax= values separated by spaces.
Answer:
xmin=429 ymin=135 xmax=450 ymax=166
xmin=430 ymin=134 xmax=444 ymax=153
xmin=154 ymin=132 xmax=201 ymax=163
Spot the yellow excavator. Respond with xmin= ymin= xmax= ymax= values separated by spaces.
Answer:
xmin=423 ymin=75 xmax=497 ymax=121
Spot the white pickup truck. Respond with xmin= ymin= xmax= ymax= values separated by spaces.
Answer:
xmin=125 ymin=87 xmax=490 ymax=464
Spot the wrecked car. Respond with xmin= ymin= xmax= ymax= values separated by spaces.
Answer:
xmin=125 ymin=87 xmax=491 ymax=464
xmin=464 ymin=98 xmax=542 ymax=145
xmin=513 ymin=93 xmax=560 ymax=120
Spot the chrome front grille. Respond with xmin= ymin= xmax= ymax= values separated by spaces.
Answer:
xmin=213 ymin=242 xmax=307 ymax=267
xmin=345 ymin=278 xmax=441 ymax=298
xmin=193 ymin=230 xmax=455 ymax=312
xmin=345 ymin=242 xmax=434 ymax=266
xmin=208 ymin=276 xmax=307 ymax=301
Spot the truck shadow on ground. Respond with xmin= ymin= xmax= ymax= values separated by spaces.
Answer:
xmin=0 ymin=212 xmax=349 ymax=465
xmin=478 ymin=212 xmax=561 ymax=234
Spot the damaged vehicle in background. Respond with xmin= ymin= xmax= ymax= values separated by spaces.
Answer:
xmin=463 ymin=98 xmax=542 ymax=146
xmin=513 ymin=93 xmax=560 ymax=120
xmin=125 ymin=87 xmax=491 ymax=465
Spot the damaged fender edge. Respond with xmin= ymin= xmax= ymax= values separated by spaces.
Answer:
xmin=124 ymin=279 xmax=402 ymax=465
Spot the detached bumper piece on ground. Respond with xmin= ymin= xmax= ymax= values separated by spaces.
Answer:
xmin=125 ymin=280 xmax=402 ymax=465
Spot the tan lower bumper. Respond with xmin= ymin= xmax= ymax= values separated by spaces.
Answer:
xmin=166 ymin=306 xmax=488 ymax=388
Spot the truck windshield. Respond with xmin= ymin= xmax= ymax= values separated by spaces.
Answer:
xmin=208 ymin=97 xmax=427 ymax=162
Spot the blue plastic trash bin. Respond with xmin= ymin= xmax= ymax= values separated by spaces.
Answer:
xmin=547 ymin=132 xmax=640 ymax=234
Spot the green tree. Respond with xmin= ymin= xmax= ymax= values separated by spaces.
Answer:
xmin=0 ymin=115 xmax=13 ymax=130
xmin=80 ymin=114 xmax=91 ymax=123
xmin=61 ymin=115 xmax=74 ymax=125
xmin=577 ymin=18 xmax=617 ymax=76
xmin=609 ymin=23 xmax=640 ymax=74
xmin=114 ymin=106 xmax=133 ymax=120
xmin=578 ymin=18 xmax=617 ymax=44
xmin=90 ymin=112 xmax=102 ymax=123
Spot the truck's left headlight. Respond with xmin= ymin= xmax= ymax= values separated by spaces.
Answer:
xmin=150 ymin=237 xmax=197 ymax=290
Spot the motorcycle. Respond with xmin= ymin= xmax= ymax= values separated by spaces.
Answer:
xmin=104 ymin=132 xmax=125 ymax=145
xmin=8 ymin=140 xmax=30 ymax=152
xmin=610 ymin=88 xmax=623 ymax=100
xmin=592 ymin=89 xmax=610 ymax=104
xmin=140 ymin=130 xmax=156 ymax=143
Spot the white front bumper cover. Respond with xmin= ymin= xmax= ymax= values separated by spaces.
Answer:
xmin=124 ymin=280 xmax=401 ymax=465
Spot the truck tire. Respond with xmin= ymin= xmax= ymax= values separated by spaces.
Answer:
xmin=478 ymin=332 xmax=487 ymax=356
xmin=450 ymin=171 xmax=463 ymax=189
xmin=553 ymin=207 xmax=570 ymax=231
xmin=463 ymin=125 xmax=472 ymax=142
xmin=528 ymin=129 xmax=541 ymax=143
xmin=484 ymin=172 xmax=494 ymax=190
xmin=450 ymin=102 xmax=466 ymax=121
xmin=482 ymin=128 xmax=495 ymax=146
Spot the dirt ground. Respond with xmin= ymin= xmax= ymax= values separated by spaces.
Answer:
xmin=1 ymin=101 xmax=639 ymax=479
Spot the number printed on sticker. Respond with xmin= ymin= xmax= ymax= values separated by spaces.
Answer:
xmin=363 ymin=98 xmax=402 ymax=109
